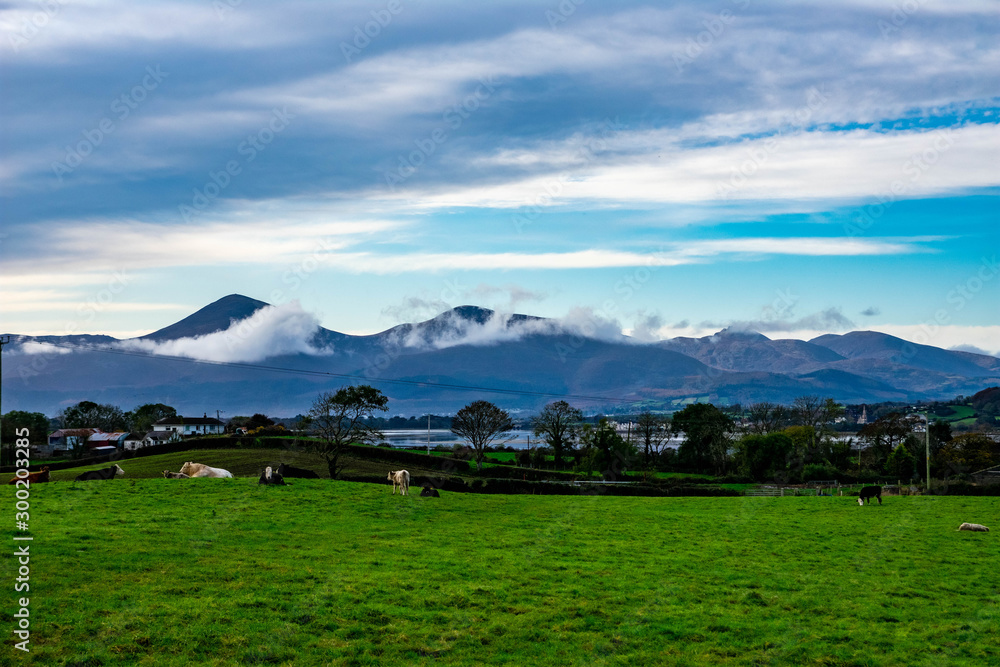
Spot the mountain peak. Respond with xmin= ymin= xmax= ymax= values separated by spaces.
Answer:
xmin=139 ymin=294 xmax=270 ymax=341
xmin=444 ymin=305 xmax=496 ymax=325
xmin=713 ymin=327 xmax=769 ymax=341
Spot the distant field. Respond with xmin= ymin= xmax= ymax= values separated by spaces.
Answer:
xmin=930 ymin=405 xmax=976 ymax=422
xmin=3 ymin=477 xmax=998 ymax=665
xmin=39 ymin=448 xmax=450 ymax=483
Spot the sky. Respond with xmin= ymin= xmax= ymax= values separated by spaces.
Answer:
xmin=2 ymin=0 xmax=998 ymax=355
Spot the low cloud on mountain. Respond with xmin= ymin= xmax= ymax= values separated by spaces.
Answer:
xmin=396 ymin=306 xmax=628 ymax=351
xmin=117 ymin=301 xmax=330 ymax=363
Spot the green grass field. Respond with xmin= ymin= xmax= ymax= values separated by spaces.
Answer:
xmin=3 ymin=463 xmax=999 ymax=665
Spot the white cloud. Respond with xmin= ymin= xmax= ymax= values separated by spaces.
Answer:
xmin=309 ymin=236 xmax=937 ymax=274
xmin=393 ymin=306 xmax=627 ymax=351
xmin=394 ymin=124 xmax=1000 ymax=209
xmin=18 ymin=341 xmax=72 ymax=355
xmin=116 ymin=301 xmax=331 ymax=362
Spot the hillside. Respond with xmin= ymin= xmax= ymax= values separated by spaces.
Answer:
xmin=3 ymin=295 xmax=999 ymax=416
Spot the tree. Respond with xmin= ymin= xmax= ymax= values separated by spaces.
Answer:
xmin=791 ymin=396 xmax=844 ymax=451
xmin=61 ymin=401 xmax=127 ymax=432
xmin=531 ymin=401 xmax=583 ymax=468
xmin=736 ymin=432 xmax=794 ymax=482
xmin=451 ymin=400 xmax=514 ymax=472
xmin=634 ymin=412 xmax=671 ymax=467
xmin=744 ymin=402 xmax=786 ymax=435
xmin=579 ymin=418 xmax=634 ymax=479
xmin=304 ymin=385 xmax=388 ymax=479
xmin=672 ymin=403 xmax=733 ymax=475
xmin=127 ymin=403 xmax=177 ymax=434
xmin=1 ymin=411 xmax=50 ymax=446
xmin=935 ymin=433 xmax=1000 ymax=477
xmin=885 ymin=443 xmax=918 ymax=480
xmin=246 ymin=413 xmax=275 ymax=430
xmin=858 ymin=413 xmax=917 ymax=470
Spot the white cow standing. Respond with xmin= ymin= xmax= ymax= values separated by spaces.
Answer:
xmin=179 ymin=461 xmax=234 ymax=478
xmin=388 ymin=470 xmax=410 ymax=495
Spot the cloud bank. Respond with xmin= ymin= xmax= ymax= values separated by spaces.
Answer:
xmin=117 ymin=301 xmax=331 ymax=363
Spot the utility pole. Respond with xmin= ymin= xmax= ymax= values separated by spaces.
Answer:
xmin=0 ymin=336 xmax=10 ymax=468
xmin=924 ymin=413 xmax=931 ymax=493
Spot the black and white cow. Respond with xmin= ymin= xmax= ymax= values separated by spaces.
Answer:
xmin=276 ymin=463 xmax=320 ymax=479
xmin=857 ymin=485 xmax=882 ymax=505
xmin=258 ymin=466 xmax=286 ymax=485
xmin=76 ymin=464 xmax=124 ymax=481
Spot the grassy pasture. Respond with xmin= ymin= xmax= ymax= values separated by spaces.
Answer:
xmin=40 ymin=448 xmax=449 ymax=483
xmin=3 ymin=476 xmax=999 ymax=665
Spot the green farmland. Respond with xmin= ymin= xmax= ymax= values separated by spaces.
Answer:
xmin=3 ymin=473 xmax=999 ymax=665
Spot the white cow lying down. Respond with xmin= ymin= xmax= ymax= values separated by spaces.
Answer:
xmin=179 ymin=461 xmax=234 ymax=478
xmin=957 ymin=522 xmax=990 ymax=532
xmin=388 ymin=470 xmax=410 ymax=495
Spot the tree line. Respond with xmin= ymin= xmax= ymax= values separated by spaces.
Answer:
xmin=4 ymin=389 xmax=998 ymax=483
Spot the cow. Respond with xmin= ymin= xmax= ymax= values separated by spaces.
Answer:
xmin=179 ymin=462 xmax=234 ymax=478
xmin=388 ymin=470 xmax=410 ymax=495
xmin=75 ymin=464 xmax=124 ymax=481
xmin=420 ymin=485 xmax=440 ymax=498
xmin=957 ymin=522 xmax=990 ymax=532
xmin=258 ymin=466 xmax=285 ymax=486
xmin=7 ymin=466 xmax=50 ymax=485
xmin=277 ymin=463 xmax=320 ymax=479
xmin=857 ymin=485 xmax=882 ymax=505
xmin=162 ymin=470 xmax=190 ymax=479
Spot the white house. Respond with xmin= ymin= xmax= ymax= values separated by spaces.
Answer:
xmin=152 ymin=415 xmax=225 ymax=436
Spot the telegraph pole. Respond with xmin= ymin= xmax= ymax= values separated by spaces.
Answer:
xmin=0 ymin=336 xmax=10 ymax=467
xmin=924 ymin=413 xmax=931 ymax=493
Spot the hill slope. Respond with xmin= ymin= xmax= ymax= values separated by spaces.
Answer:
xmin=4 ymin=295 xmax=999 ymax=415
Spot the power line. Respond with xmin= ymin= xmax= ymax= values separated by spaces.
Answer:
xmin=34 ymin=340 xmax=644 ymax=406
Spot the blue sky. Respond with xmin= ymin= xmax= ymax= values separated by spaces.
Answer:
xmin=2 ymin=0 xmax=998 ymax=354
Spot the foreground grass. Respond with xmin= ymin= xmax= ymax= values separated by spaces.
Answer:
xmin=3 ymin=482 xmax=998 ymax=666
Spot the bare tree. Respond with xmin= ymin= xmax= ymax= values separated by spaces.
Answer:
xmin=744 ymin=402 xmax=786 ymax=435
xmin=532 ymin=400 xmax=583 ymax=468
xmin=634 ymin=412 xmax=671 ymax=467
xmin=304 ymin=385 xmax=388 ymax=479
xmin=451 ymin=400 xmax=514 ymax=472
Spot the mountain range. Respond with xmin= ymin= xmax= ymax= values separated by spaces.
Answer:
xmin=4 ymin=294 xmax=999 ymax=417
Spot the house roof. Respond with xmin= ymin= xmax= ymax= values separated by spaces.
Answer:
xmin=87 ymin=432 xmax=126 ymax=442
xmin=49 ymin=428 xmax=98 ymax=438
xmin=153 ymin=416 xmax=224 ymax=426
xmin=123 ymin=432 xmax=146 ymax=440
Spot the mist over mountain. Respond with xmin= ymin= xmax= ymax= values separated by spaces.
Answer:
xmin=4 ymin=294 xmax=998 ymax=417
